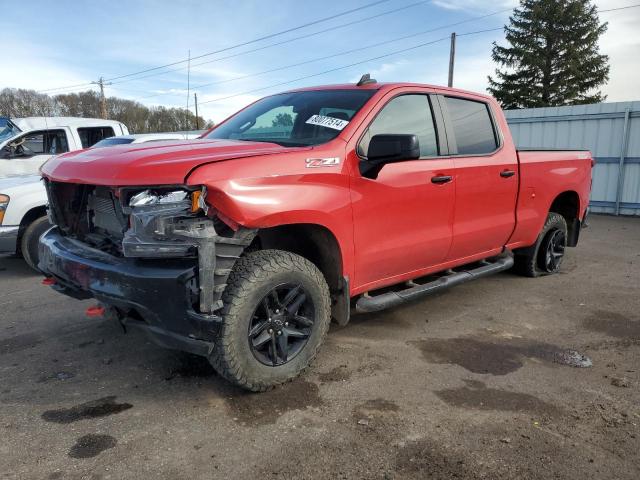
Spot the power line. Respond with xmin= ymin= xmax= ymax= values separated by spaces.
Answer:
xmin=190 ymin=18 xmax=625 ymax=107
xmin=599 ymin=3 xmax=640 ymax=13
xmin=38 ymin=82 xmax=95 ymax=93
xmin=457 ymin=27 xmax=503 ymax=36
xmin=92 ymin=2 xmax=640 ymax=89
xmin=110 ymin=0 xmax=434 ymax=86
xmin=34 ymin=0 xmax=393 ymax=93
xmin=197 ymin=35 xmax=440 ymax=107
xmin=104 ymin=0 xmax=395 ymax=82
xmin=139 ymin=9 xmax=512 ymax=100
xmin=35 ymin=3 xmax=639 ymax=96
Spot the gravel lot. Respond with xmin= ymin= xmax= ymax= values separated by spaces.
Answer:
xmin=1 ymin=214 xmax=638 ymax=480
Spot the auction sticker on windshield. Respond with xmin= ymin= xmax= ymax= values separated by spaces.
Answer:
xmin=305 ymin=115 xmax=349 ymax=131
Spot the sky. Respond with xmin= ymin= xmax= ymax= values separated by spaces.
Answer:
xmin=0 ymin=0 xmax=638 ymax=124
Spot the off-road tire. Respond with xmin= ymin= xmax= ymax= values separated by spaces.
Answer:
xmin=513 ymin=212 xmax=568 ymax=278
xmin=20 ymin=216 xmax=51 ymax=271
xmin=209 ymin=250 xmax=331 ymax=392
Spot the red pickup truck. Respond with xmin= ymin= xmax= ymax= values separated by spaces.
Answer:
xmin=39 ymin=78 xmax=592 ymax=391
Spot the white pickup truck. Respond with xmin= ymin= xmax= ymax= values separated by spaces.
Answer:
xmin=0 ymin=116 xmax=127 ymax=268
xmin=0 ymin=128 xmax=202 ymax=269
xmin=0 ymin=116 xmax=129 ymax=177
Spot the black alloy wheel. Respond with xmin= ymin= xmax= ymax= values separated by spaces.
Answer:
xmin=539 ymin=228 xmax=566 ymax=273
xmin=248 ymin=283 xmax=315 ymax=366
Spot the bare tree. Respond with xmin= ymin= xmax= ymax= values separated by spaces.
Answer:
xmin=0 ymin=88 xmax=212 ymax=133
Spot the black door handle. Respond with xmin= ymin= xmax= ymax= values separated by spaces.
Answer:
xmin=431 ymin=175 xmax=453 ymax=184
xmin=500 ymin=170 xmax=516 ymax=178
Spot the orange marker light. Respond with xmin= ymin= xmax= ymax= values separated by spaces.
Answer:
xmin=191 ymin=190 xmax=202 ymax=212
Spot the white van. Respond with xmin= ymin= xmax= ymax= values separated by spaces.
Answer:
xmin=0 ymin=117 xmax=129 ymax=178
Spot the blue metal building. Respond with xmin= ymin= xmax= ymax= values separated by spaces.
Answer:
xmin=505 ymin=102 xmax=640 ymax=216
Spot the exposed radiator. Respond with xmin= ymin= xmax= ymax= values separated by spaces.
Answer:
xmin=88 ymin=190 xmax=124 ymax=237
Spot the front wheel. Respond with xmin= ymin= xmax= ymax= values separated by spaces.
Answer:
xmin=513 ymin=212 xmax=568 ymax=277
xmin=209 ymin=250 xmax=331 ymax=392
xmin=20 ymin=216 xmax=51 ymax=271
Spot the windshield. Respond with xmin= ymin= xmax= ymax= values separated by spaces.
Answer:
xmin=92 ymin=137 xmax=135 ymax=148
xmin=0 ymin=118 xmax=22 ymax=144
xmin=206 ymin=89 xmax=376 ymax=147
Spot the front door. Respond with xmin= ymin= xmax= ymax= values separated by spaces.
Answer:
xmin=349 ymin=93 xmax=455 ymax=291
xmin=0 ymin=129 xmax=69 ymax=177
xmin=439 ymin=95 xmax=518 ymax=261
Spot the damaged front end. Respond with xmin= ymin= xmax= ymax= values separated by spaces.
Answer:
xmin=39 ymin=180 xmax=255 ymax=354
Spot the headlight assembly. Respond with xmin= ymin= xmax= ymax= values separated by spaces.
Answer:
xmin=129 ymin=189 xmax=189 ymax=207
xmin=122 ymin=186 xmax=209 ymax=257
xmin=129 ymin=187 xmax=207 ymax=214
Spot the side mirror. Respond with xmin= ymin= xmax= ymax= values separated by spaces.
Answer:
xmin=1 ymin=145 xmax=15 ymax=159
xmin=360 ymin=134 xmax=420 ymax=178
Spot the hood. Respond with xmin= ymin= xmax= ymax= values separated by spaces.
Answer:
xmin=41 ymin=139 xmax=309 ymax=186
xmin=0 ymin=175 xmax=42 ymax=192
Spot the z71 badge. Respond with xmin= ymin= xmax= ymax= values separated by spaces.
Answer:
xmin=305 ymin=157 xmax=341 ymax=168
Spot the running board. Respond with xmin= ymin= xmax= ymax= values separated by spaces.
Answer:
xmin=355 ymin=255 xmax=514 ymax=313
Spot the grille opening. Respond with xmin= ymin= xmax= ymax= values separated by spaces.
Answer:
xmin=46 ymin=181 xmax=127 ymax=255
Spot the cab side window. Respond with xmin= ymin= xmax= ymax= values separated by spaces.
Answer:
xmin=10 ymin=129 xmax=68 ymax=157
xmin=358 ymin=94 xmax=438 ymax=158
xmin=443 ymin=97 xmax=498 ymax=155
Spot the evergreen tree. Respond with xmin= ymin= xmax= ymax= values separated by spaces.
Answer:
xmin=488 ymin=0 xmax=609 ymax=109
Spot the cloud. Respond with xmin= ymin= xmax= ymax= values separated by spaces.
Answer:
xmin=433 ymin=0 xmax=518 ymax=12
xmin=348 ymin=60 xmax=409 ymax=83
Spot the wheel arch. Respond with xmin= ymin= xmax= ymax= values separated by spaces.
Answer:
xmin=548 ymin=190 xmax=580 ymax=247
xmin=252 ymin=222 xmax=350 ymax=326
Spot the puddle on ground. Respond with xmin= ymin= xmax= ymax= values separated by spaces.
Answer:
xmin=583 ymin=310 xmax=640 ymax=339
xmin=68 ymin=434 xmax=116 ymax=459
xmin=42 ymin=396 xmax=132 ymax=424
xmin=0 ymin=333 xmax=41 ymax=355
xmin=165 ymin=353 xmax=215 ymax=380
xmin=351 ymin=398 xmax=400 ymax=428
xmin=435 ymin=380 xmax=561 ymax=415
xmin=318 ymin=365 xmax=351 ymax=383
xmin=225 ymin=379 xmax=322 ymax=426
xmin=413 ymin=335 xmax=592 ymax=375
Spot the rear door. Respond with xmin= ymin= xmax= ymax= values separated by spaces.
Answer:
xmin=438 ymin=95 xmax=518 ymax=261
xmin=349 ymin=91 xmax=455 ymax=291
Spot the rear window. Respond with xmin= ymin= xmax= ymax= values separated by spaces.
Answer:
xmin=444 ymin=97 xmax=498 ymax=155
xmin=92 ymin=137 xmax=134 ymax=148
xmin=78 ymin=127 xmax=116 ymax=148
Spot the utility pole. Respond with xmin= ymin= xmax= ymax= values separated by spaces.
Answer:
xmin=194 ymin=92 xmax=199 ymax=130
xmin=448 ymin=32 xmax=456 ymax=88
xmin=91 ymin=77 xmax=112 ymax=119
xmin=185 ymin=50 xmax=191 ymax=130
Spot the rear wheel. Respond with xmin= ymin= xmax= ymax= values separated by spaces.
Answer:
xmin=209 ymin=250 xmax=331 ymax=392
xmin=513 ymin=212 xmax=567 ymax=277
xmin=20 ymin=216 xmax=51 ymax=271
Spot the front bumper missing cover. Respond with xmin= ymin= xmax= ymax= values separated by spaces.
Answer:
xmin=38 ymin=224 xmax=255 ymax=355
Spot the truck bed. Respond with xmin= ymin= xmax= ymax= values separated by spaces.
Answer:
xmin=506 ymin=149 xmax=593 ymax=250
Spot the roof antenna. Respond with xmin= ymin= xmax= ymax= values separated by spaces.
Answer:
xmin=357 ymin=73 xmax=377 ymax=86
